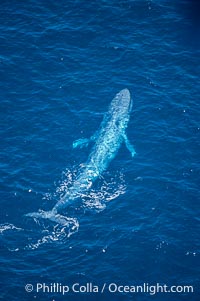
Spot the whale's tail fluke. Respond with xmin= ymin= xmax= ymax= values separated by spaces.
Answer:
xmin=25 ymin=209 xmax=79 ymax=229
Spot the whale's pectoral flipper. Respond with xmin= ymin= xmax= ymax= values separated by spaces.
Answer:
xmin=123 ymin=133 xmax=136 ymax=157
xmin=73 ymin=138 xmax=90 ymax=149
xmin=73 ymin=132 xmax=98 ymax=149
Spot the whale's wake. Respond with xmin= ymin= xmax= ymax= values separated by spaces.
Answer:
xmin=24 ymin=215 xmax=79 ymax=250
xmin=0 ymin=168 xmax=125 ymax=251
xmin=52 ymin=167 xmax=126 ymax=212
xmin=0 ymin=215 xmax=79 ymax=252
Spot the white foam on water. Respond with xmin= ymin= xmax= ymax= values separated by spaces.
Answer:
xmin=1 ymin=217 xmax=79 ymax=252
xmin=81 ymin=171 xmax=126 ymax=211
xmin=24 ymin=216 xmax=79 ymax=250
xmin=0 ymin=223 xmax=23 ymax=234
xmin=43 ymin=167 xmax=126 ymax=213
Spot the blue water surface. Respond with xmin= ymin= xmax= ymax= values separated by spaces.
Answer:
xmin=0 ymin=1 xmax=200 ymax=300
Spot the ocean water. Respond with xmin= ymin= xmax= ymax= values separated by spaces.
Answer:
xmin=0 ymin=1 xmax=199 ymax=300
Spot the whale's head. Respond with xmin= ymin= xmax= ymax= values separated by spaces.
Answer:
xmin=109 ymin=89 xmax=132 ymax=129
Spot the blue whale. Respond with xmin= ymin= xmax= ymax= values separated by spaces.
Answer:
xmin=25 ymin=89 xmax=136 ymax=224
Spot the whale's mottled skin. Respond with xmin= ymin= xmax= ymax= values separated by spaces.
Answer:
xmin=25 ymin=89 xmax=136 ymax=224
